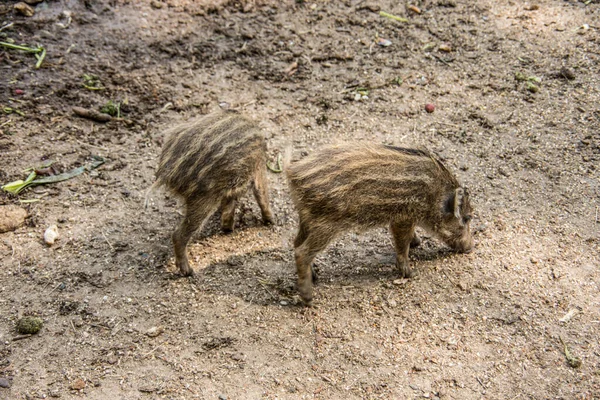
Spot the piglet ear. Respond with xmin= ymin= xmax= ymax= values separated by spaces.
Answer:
xmin=453 ymin=188 xmax=465 ymax=220
xmin=444 ymin=188 xmax=464 ymax=220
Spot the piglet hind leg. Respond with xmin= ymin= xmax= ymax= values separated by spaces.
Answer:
xmin=390 ymin=222 xmax=417 ymax=279
xmin=172 ymin=199 xmax=214 ymax=277
xmin=252 ymin=167 xmax=274 ymax=225
xmin=220 ymin=197 xmax=237 ymax=233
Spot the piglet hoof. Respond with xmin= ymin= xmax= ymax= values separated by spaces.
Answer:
xmin=298 ymin=285 xmax=313 ymax=307
xmin=396 ymin=260 xmax=415 ymax=279
xmin=301 ymin=296 xmax=313 ymax=307
xmin=177 ymin=261 xmax=195 ymax=277
xmin=263 ymin=215 xmax=275 ymax=226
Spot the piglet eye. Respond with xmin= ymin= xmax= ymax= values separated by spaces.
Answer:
xmin=463 ymin=216 xmax=472 ymax=223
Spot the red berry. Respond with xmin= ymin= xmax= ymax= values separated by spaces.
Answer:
xmin=14 ymin=89 xmax=24 ymax=95
xmin=425 ymin=103 xmax=435 ymax=113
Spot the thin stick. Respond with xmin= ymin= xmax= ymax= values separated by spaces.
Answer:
xmin=379 ymin=11 xmax=408 ymax=23
xmin=257 ymin=279 xmax=278 ymax=300
xmin=12 ymin=334 xmax=32 ymax=341
xmin=34 ymin=47 xmax=47 ymax=69
xmin=143 ymin=346 xmax=161 ymax=357
xmin=0 ymin=23 xmax=14 ymax=32
xmin=0 ymin=42 xmax=43 ymax=53
xmin=102 ymin=230 xmax=114 ymax=251
xmin=266 ymin=153 xmax=283 ymax=173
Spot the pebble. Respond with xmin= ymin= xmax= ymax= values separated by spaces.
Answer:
xmin=70 ymin=378 xmax=85 ymax=390
xmin=44 ymin=225 xmax=59 ymax=245
xmin=0 ymin=205 xmax=28 ymax=233
xmin=377 ymin=38 xmax=392 ymax=47
xmin=0 ymin=377 xmax=11 ymax=388
xmin=14 ymin=2 xmax=35 ymax=16
xmin=146 ymin=326 xmax=163 ymax=337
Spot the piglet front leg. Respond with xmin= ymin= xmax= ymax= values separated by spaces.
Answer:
xmin=390 ymin=222 xmax=416 ymax=279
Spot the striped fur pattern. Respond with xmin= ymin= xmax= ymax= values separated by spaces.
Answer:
xmin=155 ymin=111 xmax=274 ymax=276
xmin=287 ymin=143 xmax=474 ymax=305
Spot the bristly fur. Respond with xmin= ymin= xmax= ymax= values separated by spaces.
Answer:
xmin=156 ymin=112 xmax=266 ymax=201
xmin=286 ymin=142 xmax=473 ymax=305
xmin=154 ymin=111 xmax=274 ymax=276
xmin=287 ymin=143 xmax=460 ymax=228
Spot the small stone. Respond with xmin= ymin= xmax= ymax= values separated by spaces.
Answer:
xmin=150 ymin=0 xmax=163 ymax=9
xmin=439 ymin=44 xmax=452 ymax=52
xmin=392 ymin=279 xmax=407 ymax=285
xmin=0 ymin=205 xmax=28 ymax=233
xmin=231 ymin=353 xmax=244 ymax=361
xmin=146 ymin=326 xmax=163 ymax=337
xmin=279 ymin=300 xmax=288 ymax=306
xmin=49 ymin=389 xmax=61 ymax=397
xmin=16 ymin=316 xmax=43 ymax=334
xmin=70 ymin=378 xmax=85 ymax=390
xmin=14 ymin=2 xmax=35 ymax=17
xmin=44 ymin=225 xmax=59 ymax=245
xmin=530 ymin=257 xmax=539 ymax=264
xmin=425 ymin=103 xmax=435 ymax=113
xmin=0 ymin=377 xmax=11 ymax=388
xmin=219 ymin=395 xmax=228 ymax=400
xmin=377 ymin=38 xmax=392 ymax=47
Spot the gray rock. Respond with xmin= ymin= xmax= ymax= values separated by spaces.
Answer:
xmin=0 ymin=377 xmax=11 ymax=388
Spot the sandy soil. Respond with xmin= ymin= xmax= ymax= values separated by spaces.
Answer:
xmin=0 ymin=0 xmax=599 ymax=398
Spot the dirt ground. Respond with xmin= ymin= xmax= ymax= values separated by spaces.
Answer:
xmin=0 ymin=0 xmax=599 ymax=398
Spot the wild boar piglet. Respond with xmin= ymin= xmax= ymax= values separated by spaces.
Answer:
xmin=154 ymin=111 xmax=274 ymax=276
xmin=287 ymin=143 xmax=474 ymax=305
